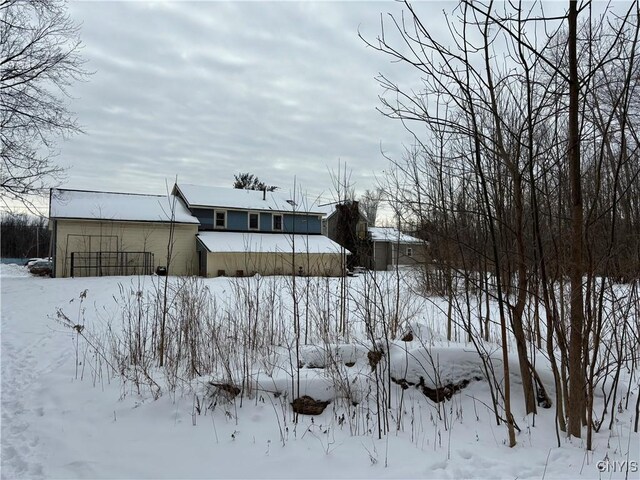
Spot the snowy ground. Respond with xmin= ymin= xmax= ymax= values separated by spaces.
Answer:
xmin=1 ymin=263 xmax=638 ymax=479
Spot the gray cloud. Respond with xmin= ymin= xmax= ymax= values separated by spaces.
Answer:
xmin=59 ymin=1 xmax=449 ymax=202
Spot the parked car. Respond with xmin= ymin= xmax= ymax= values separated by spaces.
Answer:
xmin=28 ymin=259 xmax=52 ymax=276
xmin=25 ymin=258 xmax=40 ymax=267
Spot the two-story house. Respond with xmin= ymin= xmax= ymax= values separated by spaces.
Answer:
xmin=173 ymin=183 xmax=346 ymax=277
xmin=48 ymin=184 xmax=347 ymax=278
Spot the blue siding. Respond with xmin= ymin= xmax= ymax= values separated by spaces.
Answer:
xmin=283 ymin=214 xmax=321 ymax=234
xmin=189 ymin=207 xmax=321 ymax=234
xmin=307 ymin=215 xmax=321 ymax=233
xmin=260 ymin=213 xmax=272 ymax=232
xmin=227 ymin=211 xmax=247 ymax=230
xmin=192 ymin=208 xmax=213 ymax=230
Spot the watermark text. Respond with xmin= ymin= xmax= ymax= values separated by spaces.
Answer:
xmin=596 ymin=460 xmax=638 ymax=473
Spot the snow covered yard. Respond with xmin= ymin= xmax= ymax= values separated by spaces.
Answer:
xmin=1 ymin=264 xmax=638 ymax=479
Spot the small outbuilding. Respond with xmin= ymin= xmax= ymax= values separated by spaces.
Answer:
xmin=369 ymin=227 xmax=426 ymax=271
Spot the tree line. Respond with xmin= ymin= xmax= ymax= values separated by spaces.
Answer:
xmin=1 ymin=214 xmax=51 ymax=259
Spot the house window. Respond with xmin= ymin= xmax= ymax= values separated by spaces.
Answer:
xmin=273 ymin=214 xmax=283 ymax=231
xmin=214 ymin=210 xmax=226 ymax=229
xmin=248 ymin=212 xmax=259 ymax=230
xmin=406 ymin=247 xmax=413 ymax=257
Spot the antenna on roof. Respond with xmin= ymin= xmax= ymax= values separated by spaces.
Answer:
xmin=318 ymin=201 xmax=340 ymax=207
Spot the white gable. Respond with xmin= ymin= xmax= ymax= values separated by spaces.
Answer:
xmin=50 ymin=189 xmax=199 ymax=224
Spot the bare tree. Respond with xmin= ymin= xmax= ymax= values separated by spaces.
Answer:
xmin=364 ymin=0 xmax=639 ymax=446
xmin=359 ymin=188 xmax=383 ymax=226
xmin=1 ymin=0 xmax=89 ymax=212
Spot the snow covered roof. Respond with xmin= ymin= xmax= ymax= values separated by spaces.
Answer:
xmin=174 ymin=183 xmax=325 ymax=215
xmin=49 ymin=189 xmax=200 ymax=224
xmin=369 ymin=227 xmax=423 ymax=244
xmin=197 ymin=232 xmax=348 ymax=254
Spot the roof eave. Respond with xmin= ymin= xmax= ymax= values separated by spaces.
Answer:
xmin=50 ymin=216 xmax=200 ymax=225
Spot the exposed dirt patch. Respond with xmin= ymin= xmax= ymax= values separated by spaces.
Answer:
xmin=291 ymin=396 xmax=330 ymax=415
xmin=367 ymin=350 xmax=383 ymax=371
xmin=391 ymin=375 xmax=483 ymax=402
xmin=208 ymin=382 xmax=241 ymax=399
xmin=401 ymin=330 xmax=414 ymax=342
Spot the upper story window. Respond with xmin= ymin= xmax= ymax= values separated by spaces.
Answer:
xmin=248 ymin=212 xmax=259 ymax=230
xmin=273 ymin=214 xmax=283 ymax=231
xmin=214 ymin=210 xmax=226 ymax=229
xmin=406 ymin=247 xmax=413 ymax=257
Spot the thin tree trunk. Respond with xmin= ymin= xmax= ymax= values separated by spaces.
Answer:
xmin=567 ymin=0 xmax=586 ymax=439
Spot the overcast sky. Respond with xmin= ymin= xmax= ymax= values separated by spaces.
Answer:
xmin=54 ymin=1 xmax=455 ymax=206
